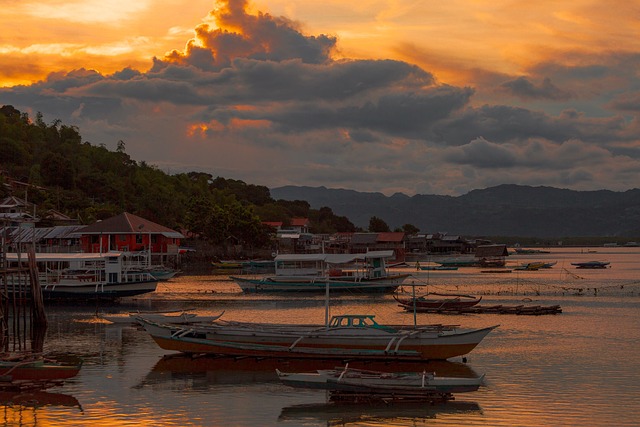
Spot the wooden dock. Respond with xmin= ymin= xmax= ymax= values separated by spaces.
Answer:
xmin=401 ymin=304 xmax=562 ymax=315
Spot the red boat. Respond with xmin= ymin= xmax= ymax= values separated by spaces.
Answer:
xmin=0 ymin=355 xmax=82 ymax=382
xmin=394 ymin=292 xmax=482 ymax=310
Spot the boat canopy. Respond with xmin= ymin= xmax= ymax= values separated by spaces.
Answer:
xmin=274 ymin=251 xmax=394 ymax=265
xmin=5 ymin=252 xmax=124 ymax=262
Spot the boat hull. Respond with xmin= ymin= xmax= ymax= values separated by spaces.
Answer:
xmin=140 ymin=320 xmax=497 ymax=361
xmin=232 ymin=274 xmax=409 ymax=293
xmin=394 ymin=294 xmax=482 ymax=309
xmin=278 ymin=370 xmax=484 ymax=395
xmin=42 ymin=279 xmax=158 ymax=299
xmin=0 ymin=357 xmax=82 ymax=381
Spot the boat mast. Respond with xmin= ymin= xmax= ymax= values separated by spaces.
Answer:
xmin=325 ymin=279 xmax=330 ymax=329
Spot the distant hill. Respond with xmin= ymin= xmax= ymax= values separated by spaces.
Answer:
xmin=270 ymin=184 xmax=640 ymax=237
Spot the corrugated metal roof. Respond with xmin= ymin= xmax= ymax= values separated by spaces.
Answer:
xmin=43 ymin=225 xmax=85 ymax=239
xmin=77 ymin=212 xmax=184 ymax=238
xmin=350 ymin=233 xmax=379 ymax=244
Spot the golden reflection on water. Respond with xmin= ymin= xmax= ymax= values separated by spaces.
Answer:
xmin=3 ymin=247 xmax=640 ymax=426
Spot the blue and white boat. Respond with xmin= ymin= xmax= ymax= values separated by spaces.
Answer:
xmin=231 ymin=251 xmax=409 ymax=293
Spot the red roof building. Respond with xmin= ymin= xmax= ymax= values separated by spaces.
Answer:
xmin=77 ymin=212 xmax=184 ymax=257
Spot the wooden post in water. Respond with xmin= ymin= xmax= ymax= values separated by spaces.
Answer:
xmin=27 ymin=245 xmax=48 ymax=352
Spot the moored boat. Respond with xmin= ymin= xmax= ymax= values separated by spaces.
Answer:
xmin=571 ymin=260 xmax=610 ymax=269
xmin=4 ymin=252 xmax=158 ymax=299
xmin=231 ymin=251 xmax=409 ymax=293
xmin=0 ymin=355 xmax=82 ymax=382
xmin=394 ymin=292 xmax=482 ymax=310
xmin=101 ymin=310 xmax=225 ymax=325
xmin=276 ymin=365 xmax=485 ymax=399
xmin=138 ymin=314 xmax=498 ymax=361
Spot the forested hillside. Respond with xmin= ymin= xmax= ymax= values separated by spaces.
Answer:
xmin=0 ymin=105 xmax=355 ymax=247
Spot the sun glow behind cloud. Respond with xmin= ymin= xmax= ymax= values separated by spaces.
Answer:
xmin=2 ymin=0 xmax=640 ymax=196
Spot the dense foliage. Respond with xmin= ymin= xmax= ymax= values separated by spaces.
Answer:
xmin=0 ymin=105 xmax=356 ymax=247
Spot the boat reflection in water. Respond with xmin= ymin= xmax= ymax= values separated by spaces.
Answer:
xmin=0 ymin=390 xmax=81 ymax=409
xmin=140 ymin=353 xmax=481 ymax=387
xmin=0 ymin=390 xmax=82 ymax=427
xmin=279 ymin=400 xmax=482 ymax=426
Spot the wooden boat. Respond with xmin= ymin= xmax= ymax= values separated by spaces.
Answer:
xmin=5 ymin=252 xmax=158 ymax=299
xmin=276 ymin=365 xmax=485 ymax=398
xmin=231 ymin=251 xmax=409 ymax=293
xmin=513 ymin=248 xmax=550 ymax=254
xmin=0 ymin=355 xmax=82 ymax=382
xmin=514 ymin=261 xmax=557 ymax=270
xmin=394 ymin=292 xmax=482 ymax=310
xmin=571 ymin=261 xmax=610 ymax=269
xmin=211 ymin=260 xmax=244 ymax=269
xmin=418 ymin=265 xmax=458 ymax=271
xmin=138 ymin=314 xmax=498 ymax=361
xmin=102 ymin=310 xmax=225 ymax=325
xmin=435 ymin=257 xmax=477 ymax=268
xmin=514 ymin=261 xmax=546 ymax=271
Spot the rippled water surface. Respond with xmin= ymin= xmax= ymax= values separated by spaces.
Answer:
xmin=3 ymin=247 xmax=640 ymax=426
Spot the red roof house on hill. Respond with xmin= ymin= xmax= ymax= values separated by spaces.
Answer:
xmin=77 ymin=212 xmax=184 ymax=256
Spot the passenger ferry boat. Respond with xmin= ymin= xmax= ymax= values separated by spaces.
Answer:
xmin=4 ymin=252 xmax=158 ymax=299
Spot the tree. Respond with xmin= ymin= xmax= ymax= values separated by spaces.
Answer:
xmin=402 ymin=223 xmax=420 ymax=234
xmin=368 ymin=216 xmax=390 ymax=232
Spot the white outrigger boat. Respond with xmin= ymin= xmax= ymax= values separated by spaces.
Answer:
xmin=101 ymin=309 xmax=225 ymax=325
xmin=276 ymin=365 xmax=485 ymax=400
xmin=138 ymin=314 xmax=497 ymax=361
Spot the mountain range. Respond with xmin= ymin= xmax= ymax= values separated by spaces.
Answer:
xmin=270 ymin=184 xmax=640 ymax=237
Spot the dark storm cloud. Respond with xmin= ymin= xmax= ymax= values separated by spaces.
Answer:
xmin=444 ymin=137 xmax=517 ymax=168
xmin=500 ymin=76 xmax=572 ymax=101
xmin=608 ymin=92 xmax=640 ymax=112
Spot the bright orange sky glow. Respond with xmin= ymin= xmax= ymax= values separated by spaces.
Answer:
xmin=4 ymin=1 xmax=637 ymax=89
xmin=2 ymin=0 xmax=640 ymax=196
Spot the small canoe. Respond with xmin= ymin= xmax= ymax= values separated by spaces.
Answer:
xmin=394 ymin=292 xmax=482 ymax=310
xmin=102 ymin=310 xmax=224 ymax=325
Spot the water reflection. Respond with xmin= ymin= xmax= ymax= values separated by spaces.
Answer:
xmin=0 ymin=390 xmax=82 ymax=427
xmin=279 ymin=400 xmax=482 ymax=426
xmin=0 ymin=390 xmax=81 ymax=409
xmin=139 ymin=354 xmax=481 ymax=388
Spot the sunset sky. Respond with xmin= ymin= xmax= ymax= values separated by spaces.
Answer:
xmin=2 ymin=0 xmax=640 ymax=196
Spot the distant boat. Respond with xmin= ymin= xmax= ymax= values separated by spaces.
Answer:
xmin=231 ymin=251 xmax=409 ymax=293
xmin=571 ymin=261 xmax=610 ymax=269
xmin=211 ymin=260 xmax=244 ymax=269
xmin=513 ymin=248 xmax=551 ymax=254
xmin=514 ymin=261 xmax=546 ymax=271
xmin=101 ymin=309 xmax=225 ymax=325
xmin=418 ymin=265 xmax=458 ymax=271
xmin=394 ymin=292 xmax=482 ymax=310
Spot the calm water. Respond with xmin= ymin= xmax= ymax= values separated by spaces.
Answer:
xmin=3 ymin=247 xmax=640 ymax=426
